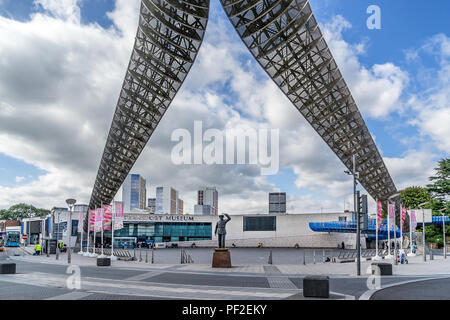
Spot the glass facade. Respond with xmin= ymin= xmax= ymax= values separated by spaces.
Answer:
xmin=112 ymin=222 xmax=212 ymax=243
xmin=156 ymin=187 xmax=164 ymax=213
xmin=130 ymin=174 xmax=140 ymax=211
xmin=243 ymin=216 xmax=277 ymax=231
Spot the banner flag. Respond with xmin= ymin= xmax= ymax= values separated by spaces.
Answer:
xmin=401 ymin=207 xmax=407 ymax=231
xmin=78 ymin=211 xmax=84 ymax=233
xmin=95 ymin=208 xmax=103 ymax=232
xmin=410 ymin=209 xmax=417 ymax=231
xmin=89 ymin=209 xmax=95 ymax=232
xmin=377 ymin=201 xmax=383 ymax=230
xmin=114 ymin=201 xmax=124 ymax=230
xmin=388 ymin=204 xmax=395 ymax=230
xmin=103 ymin=204 xmax=112 ymax=231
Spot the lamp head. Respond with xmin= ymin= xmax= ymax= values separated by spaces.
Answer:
xmin=388 ymin=192 xmax=400 ymax=201
xmin=66 ymin=199 xmax=76 ymax=210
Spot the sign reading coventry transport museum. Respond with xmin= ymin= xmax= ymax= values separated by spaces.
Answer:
xmin=124 ymin=214 xmax=196 ymax=222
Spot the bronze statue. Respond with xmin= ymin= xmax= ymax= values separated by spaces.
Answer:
xmin=215 ymin=214 xmax=231 ymax=248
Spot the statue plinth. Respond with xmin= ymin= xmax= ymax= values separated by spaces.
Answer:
xmin=212 ymin=248 xmax=231 ymax=268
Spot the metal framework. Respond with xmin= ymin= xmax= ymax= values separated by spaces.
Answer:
xmin=87 ymin=0 xmax=397 ymax=228
xmin=87 ymin=0 xmax=209 ymax=217
xmin=219 ymin=0 xmax=396 ymax=200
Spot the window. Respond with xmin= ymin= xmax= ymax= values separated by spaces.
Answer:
xmin=243 ymin=216 xmax=276 ymax=231
xmin=71 ymin=220 xmax=78 ymax=236
xmin=338 ymin=216 xmax=347 ymax=222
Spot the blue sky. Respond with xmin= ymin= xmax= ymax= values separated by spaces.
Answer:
xmin=0 ymin=0 xmax=448 ymax=211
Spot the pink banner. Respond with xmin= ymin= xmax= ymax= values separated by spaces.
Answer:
xmin=103 ymin=204 xmax=112 ymax=231
xmin=95 ymin=208 xmax=103 ymax=232
xmin=377 ymin=201 xmax=383 ymax=230
xmin=410 ymin=209 xmax=417 ymax=231
xmin=114 ymin=201 xmax=123 ymax=230
xmin=389 ymin=204 xmax=395 ymax=221
xmin=78 ymin=211 xmax=84 ymax=233
xmin=89 ymin=209 xmax=95 ymax=232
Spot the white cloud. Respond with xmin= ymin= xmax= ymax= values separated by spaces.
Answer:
xmin=34 ymin=0 xmax=81 ymax=23
xmin=407 ymin=34 xmax=450 ymax=153
xmin=322 ymin=15 xmax=409 ymax=119
xmin=15 ymin=176 xmax=25 ymax=183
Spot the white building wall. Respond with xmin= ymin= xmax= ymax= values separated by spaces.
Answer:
xmin=154 ymin=212 xmax=365 ymax=249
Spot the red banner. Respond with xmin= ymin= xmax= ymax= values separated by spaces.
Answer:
xmin=103 ymin=204 xmax=112 ymax=231
xmin=89 ymin=209 xmax=95 ymax=232
xmin=401 ymin=207 xmax=407 ymax=231
xmin=377 ymin=201 xmax=383 ymax=230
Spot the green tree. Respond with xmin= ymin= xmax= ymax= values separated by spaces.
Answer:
xmin=427 ymin=157 xmax=450 ymax=201
xmin=400 ymin=187 xmax=433 ymax=209
xmin=0 ymin=203 xmax=50 ymax=220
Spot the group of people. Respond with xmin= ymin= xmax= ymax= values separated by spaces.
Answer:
xmin=34 ymin=242 xmax=68 ymax=255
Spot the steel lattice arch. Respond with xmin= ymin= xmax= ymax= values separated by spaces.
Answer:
xmin=86 ymin=0 xmax=396 ymax=229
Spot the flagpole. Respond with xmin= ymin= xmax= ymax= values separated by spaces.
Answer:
xmin=93 ymin=206 xmax=97 ymax=257
xmin=84 ymin=210 xmax=90 ymax=257
xmin=78 ymin=211 xmax=84 ymax=255
xmin=111 ymin=202 xmax=117 ymax=261
xmin=100 ymin=202 xmax=104 ymax=258
xmin=374 ymin=200 xmax=381 ymax=260
xmin=400 ymin=205 xmax=403 ymax=250
xmin=387 ymin=202 xmax=392 ymax=259
xmin=408 ymin=209 xmax=416 ymax=257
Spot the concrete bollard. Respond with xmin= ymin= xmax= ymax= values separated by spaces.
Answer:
xmin=268 ymin=250 xmax=273 ymax=265
xmin=303 ymin=275 xmax=329 ymax=298
xmin=313 ymin=250 xmax=316 ymax=264
xmin=145 ymin=249 xmax=148 ymax=263
xmin=0 ymin=263 xmax=16 ymax=274
xmin=139 ymin=249 xmax=142 ymax=262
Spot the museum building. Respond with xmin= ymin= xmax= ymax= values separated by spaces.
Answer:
xmin=101 ymin=211 xmax=360 ymax=249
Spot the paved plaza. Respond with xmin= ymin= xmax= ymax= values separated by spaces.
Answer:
xmin=1 ymin=246 xmax=449 ymax=300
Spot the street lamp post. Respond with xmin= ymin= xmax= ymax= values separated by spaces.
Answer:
xmin=56 ymin=211 xmax=60 ymax=260
xmin=78 ymin=210 xmax=84 ymax=255
xmin=345 ymin=154 xmax=361 ymax=276
xmin=66 ymin=199 xmax=76 ymax=264
xmin=440 ymin=208 xmax=446 ymax=259
xmin=418 ymin=202 xmax=429 ymax=262
xmin=388 ymin=193 xmax=400 ymax=265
